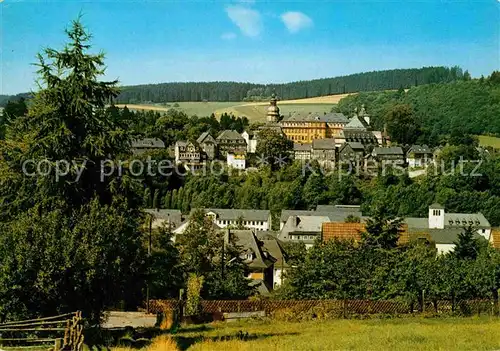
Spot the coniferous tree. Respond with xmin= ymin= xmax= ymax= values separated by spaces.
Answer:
xmin=0 ymin=19 xmax=146 ymax=322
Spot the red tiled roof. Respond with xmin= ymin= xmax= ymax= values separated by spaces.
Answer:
xmin=322 ymin=222 xmax=411 ymax=245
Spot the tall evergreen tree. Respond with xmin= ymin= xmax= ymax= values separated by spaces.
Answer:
xmin=0 ymin=19 xmax=145 ymax=322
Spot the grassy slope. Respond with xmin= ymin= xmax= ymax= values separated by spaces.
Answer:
xmin=114 ymin=93 xmax=356 ymax=123
xmin=478 ymin=135 xmax=500 ymax=149
xmin=110 ymin=317 xmax=500 ymax=351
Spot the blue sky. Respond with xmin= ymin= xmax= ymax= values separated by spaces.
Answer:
xmin=1 ymin=0 xmax=499 ymax=94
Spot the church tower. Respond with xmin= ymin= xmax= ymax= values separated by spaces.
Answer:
xmin=266 ymin=94 xmax=280 ymax=123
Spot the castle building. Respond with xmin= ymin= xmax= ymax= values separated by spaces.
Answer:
xmin=280 ymin=112 xmax=349 ymax=144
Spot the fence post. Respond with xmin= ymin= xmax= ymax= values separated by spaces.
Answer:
xmin=238 ymin=300 xmax=241 ymax=313
xmin=422 ymin=290 xmax=425 ymax=313
xmin=493 ymin=290 xmax=499 ymax=316
xmin=54 ymin=338 xmax=62 ymax=351
xmin=342 ymin=300 xmax=347 ymax=319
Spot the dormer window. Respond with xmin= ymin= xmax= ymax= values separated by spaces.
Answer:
xmin=449 ymin=220 xmax=454 ymax=225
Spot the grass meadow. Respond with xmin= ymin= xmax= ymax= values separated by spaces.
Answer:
xmin=478 ymin=135 xmax=500 ymax=149
xmin=114 ymin=93 xmax=355 ymax=122
xmin=109 ymin=317 xmax=500 ymax=351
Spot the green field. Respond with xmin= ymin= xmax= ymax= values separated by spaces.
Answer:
xmin=111 ymin=317 xmax=500 ymax=351
xmin=478 ymin=135 xmax=500 ymax=149
xmin=115 ymin=94 xmax=345 ymax=123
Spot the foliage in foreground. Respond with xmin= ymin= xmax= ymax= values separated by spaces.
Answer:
xmin=0 ymin=19 xmax=146 ymax=322
xmin=278 ymin=219 xmax=500 ymax=309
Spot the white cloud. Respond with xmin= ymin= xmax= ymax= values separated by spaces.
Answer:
xmin=221 ymin=32 xmax=237 ymax=40
xmin=225 ymin=5 xmax=262 ymax=38
xmin=280 ymin=11 xmax=313 ymax=33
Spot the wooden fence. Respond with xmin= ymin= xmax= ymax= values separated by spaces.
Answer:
xmin=0 ymin=311 xmax=84 ymax=351
xmin=148 ymin=299 xmax=498 ymax=318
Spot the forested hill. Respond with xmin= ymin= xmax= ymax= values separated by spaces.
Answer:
xmin=115 ymin=66 xmax=468 ymax=104
xmin=336 ymin=72 xmax=500 ymax=145
xmin=0 ymin=66 xmax=467 ymax=106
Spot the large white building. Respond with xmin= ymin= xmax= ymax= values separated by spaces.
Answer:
xmin=173 ymin=208 xmax=272 ymax=237
xmin=405 ymin=203 xmax=491 ymax=255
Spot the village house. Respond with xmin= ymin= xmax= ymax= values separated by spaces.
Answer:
xmin=335 ymin=106 xmax=383 ymax=146
xmin=227 ymin=152 xmax=246 ymax=169
xmin=278 ymin=215 xmax=330 ymax=248
xmin=131 ymin=138 xmax=165 ymax=155
xmin=256 ymin=232 xmax=290 ymax=288
xmin=406 ymin=145 xmax=433 ymax=168
xmin=196 ymin=132 xmax=217 ymax=160
xmin=144 ymin=209 xmax=183 ymax=230
xmin=279 ymin=205 xmax=363 ymax=230
xmin=216 ymin=130 xmax=247 ymax=157
xmin=311 ymin=138 xmax=337 ymax=168
xmin=319 ymin=203 xmax=492 ymax=255
xmin=367 ymin=146 xmax=405 ymax=167
xmin=404 ymin=203 xmax=491 ymax=254
xmin=338 ymin=141 xmax=366 ymax=165
xmin=174 ymin=208 xmax=272 ymax=235
xmin=241 ymin=130 xmax=258 ymax=153
xmin=174 ymin=140 xmax=206 ymax=171
xmin=223 ymin=229 xmax=276 ymax=294
xmin=293 ymin=143 xmax=312 ymax=160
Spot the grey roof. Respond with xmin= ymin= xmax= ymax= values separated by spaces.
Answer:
xmin=287 ymin=215 xmax=331 ymax=233
xmin=280 ymin=208 xmax=362 ymax=223
xmin=226 ymin=229 xmax=275 ymax=269
xmin=405 ymin=211 xmax=491 ymax=229
xmin=261 ymin=238 xmax=289 ymax=268
xmin=255 ymin=231 xmax=279 ymax=240
xmin=404 ymin=217 xmax=429 ymax=229
xmin=196 ymin=208 xmax=270 ymax=222
xmin=132 ymin=138 xmax=165 ymax=149
xmin=344 ymin=116 xmax=368 ymax=131
xmin=347 ymin=142 xmax=365 ymax=151
xmin=283 ymin=112 xmax=348 ymax=123
xmin=322 ymin=113 xmax=349 ymax=123
xmin=197 ymin=132 xmax=215 ymax=144
xmin=144 ymin=209 xmax=182 ymax=228
xmin=445 ymin=213 xmax=490 ymax=228
xmin=427 ymin=228 xmax=486 ymax=244
xmin=216 ymin=130 xmax=245 ymax=141
xmin=408 ymin=145 xmax=432 ymax=154
xmin=373 ymin=147 xmax=404 ymax=156
xmin=294 ymin=143 xmax=312 ymax=151
xmin=312 ymin=138 xmax=336 ymax=150
xmin=430 ymin=203 xmax=445 ymax=210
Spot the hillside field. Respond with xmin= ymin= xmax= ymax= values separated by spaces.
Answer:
xmin=110 ymin=317 xmax=500 ymax=351
xmin=115 ymin=93 xmax=355 ymax=122
xmin=478 ymin=135 xmax=500 ymax=149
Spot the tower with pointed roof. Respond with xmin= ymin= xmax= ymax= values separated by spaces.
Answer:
xmin=267 ymin=94 xmax=280 ymax=123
